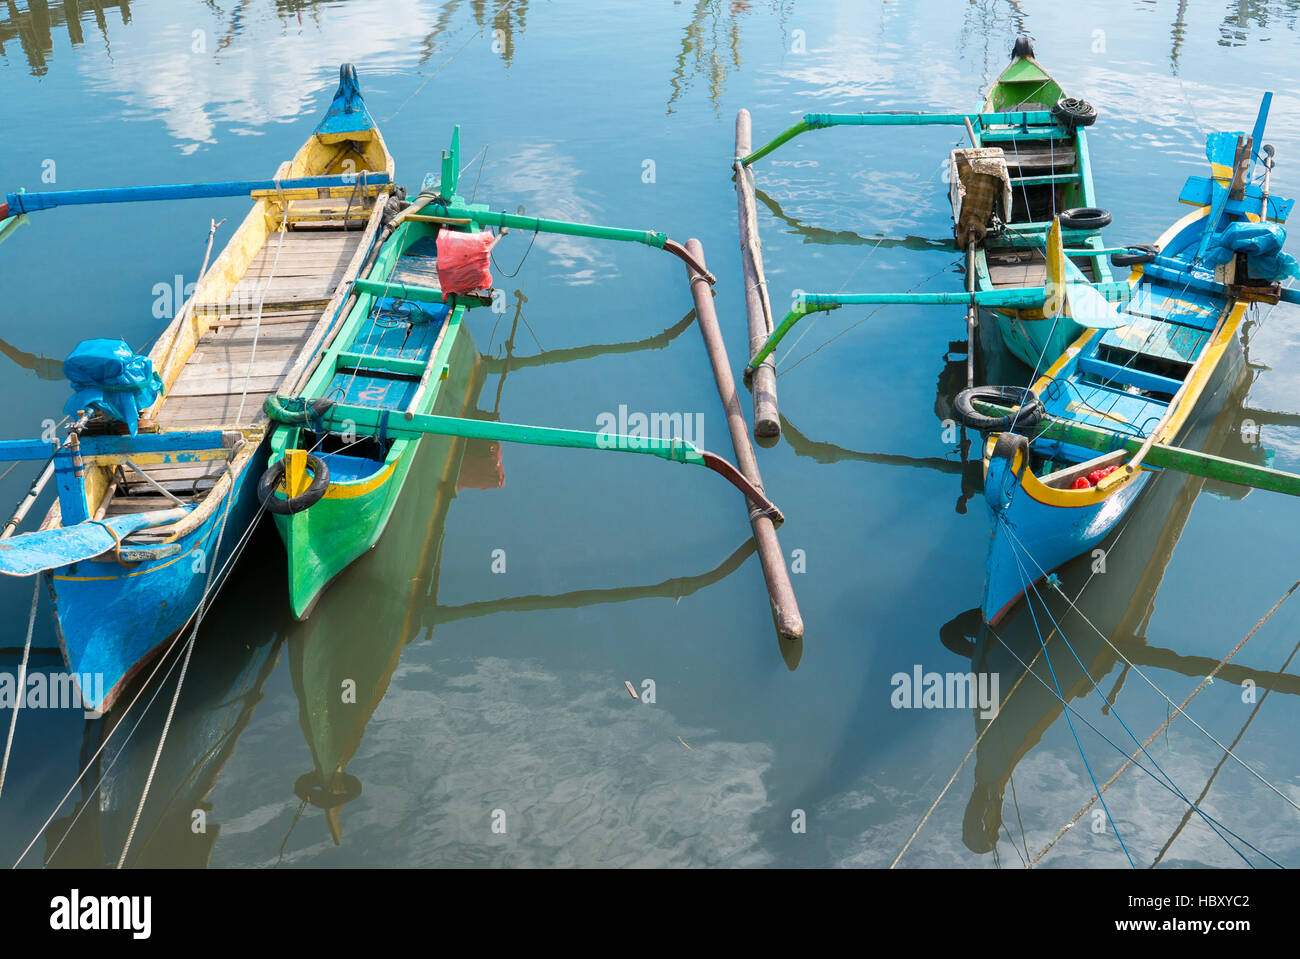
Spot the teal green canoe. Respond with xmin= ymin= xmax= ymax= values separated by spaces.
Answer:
xmin=263 ymin=205 xmax=484 ymax=619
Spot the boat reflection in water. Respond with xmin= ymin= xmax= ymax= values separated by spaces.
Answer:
xmin=940 ymin=329 xmax=1300 ymax=862
xmin=281 ymin=310 xmax=785 ymax=847
xmin=38 ymin=533 xmax=287 ymax=868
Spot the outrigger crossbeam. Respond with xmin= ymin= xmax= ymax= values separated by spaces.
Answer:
xmin=740 ymin=109 xmax=1064 ymax=167
xmin=309 ymin=402 xmax=782 ymax=523
xmin=976 ymin=402 xmax=1300 ymax=497
xmin=401 ymin=127 xmax=716 ymax=284
xmin=745 ymin=280 xmax=1131 ymax=371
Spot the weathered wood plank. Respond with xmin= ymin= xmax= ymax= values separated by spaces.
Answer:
xmin=156 ymin=391 xmax=273 ymax=428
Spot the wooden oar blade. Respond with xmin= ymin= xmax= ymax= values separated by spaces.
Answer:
xmin=0 ymin=508 xmax=189 ymax=576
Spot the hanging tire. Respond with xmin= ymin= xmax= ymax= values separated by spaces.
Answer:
xmin=1111 ymin=243 xmax=1157 ymax=267
xmin=294 ymin=771 xmax=362 ymax=809
xmin=1059 ymin=207 xmax=1112 ymax=231
xmin=257 ymin=454 xmax=330 ymax=515
xmin=953 ymin=386 xmax=1043 ymax=433
xmin=1051 ymin=97 xmax=1098 ymax=129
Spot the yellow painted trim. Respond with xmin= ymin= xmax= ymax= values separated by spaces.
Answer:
xmin=985 ymin=205 xmax=1249 ymax=508
xmin=285 ymin=449 xmax=310 ymax=498
xmin=323 ymin=459 xmax=397 ymax=499
xmin=83 ymin=449 xmax=229 ymax=468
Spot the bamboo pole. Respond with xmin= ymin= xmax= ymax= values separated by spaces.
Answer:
xmin=965 ymin=241 xmax=977 ymax=389
xmin=684 ymin=238 xmax=804 ymax=646
xmin=1 ymin=460 xmax=54 ymax=539
xmin=734 ymin=110 xmax=781 ymax=440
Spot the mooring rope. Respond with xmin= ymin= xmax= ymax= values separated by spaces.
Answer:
xmin=0 ymin=579 xmax=39 ymax=798
xmin=235 ymin=197 xmax=289 ymax=424
xmin=887 ymin=505 xmax=1142 ymax=868
xmin=1004 ymin=525 xmax=1256 ymax=866
xmin=1004 ymin=521 xmax=1136 ymax=866
xmin=1028 ymin=573 xmax=1300 ymax=867
xmin=985 ymin=609 xmax=1281 ymax=868
xmin=1002 ymin=518 xmax=1300 ymax=817
xmin=1153 ymin=631 xmax=1300 ymax=866
xmin=33 ymin=487 xmax=270 ymax=868
xmin=115 ymin=447 xmax=246 ymax=867
xmin=15 ymin=440 xmax=276 ymax=867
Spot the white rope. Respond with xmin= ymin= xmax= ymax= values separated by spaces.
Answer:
xmin=33 ymin=491 xmax=271 ymax=868
xmin=0 ymin=579 xmax=39 ymax=797
xmin=115 ymin=449 xmax=242 ymax=868
xmin=236 ymin=190 xmax=288 ymax=424
xmin=1001 ymin=519 xmax=1300 ymax=815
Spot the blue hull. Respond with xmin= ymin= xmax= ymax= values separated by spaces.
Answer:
xmin=982 ymin=310 xmax=1245 ymax=625
xmin=982 ymin=457 xmax=1148 ymax=623
xmin=46 ymin=444 xmax=267 ymax=713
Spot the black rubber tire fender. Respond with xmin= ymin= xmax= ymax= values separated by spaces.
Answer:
xmin=294 ymin=772 xmax=362 ymax=809
xmin=1059 ymin=207 xmax=1112 ymax=231
xmin=1111 ymin=243 xmax=1158 ymax=267
xmin=953 ymin=385 xmax=1044 ymax=433
xmin=1051 ymin=97 xmax=1098 ymax=129
xmin=257 ymin=453 xmax=330 ymax=515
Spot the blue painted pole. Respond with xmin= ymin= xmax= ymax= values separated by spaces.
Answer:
xmin=2 ymin=172 xmax=392 ymax=218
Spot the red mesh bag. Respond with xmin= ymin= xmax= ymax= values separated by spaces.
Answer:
xmin=436 ymin=229 xmax=497 ymax=295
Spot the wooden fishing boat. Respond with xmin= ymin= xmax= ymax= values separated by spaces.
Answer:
xmin=262 ymin=165 xmax=485 ymax=620
xmin=733 ymin=37 xmax=1126 ymax=438
xmin=976 ymin=97 xmax=1297 ymax=624
xmin=260 ymin=127 xmax=796 ymax=629
xmin=966 ymin=38 xmax=1115 ymax=369
xmin=0 ymin=64 xmax=395 ymax=712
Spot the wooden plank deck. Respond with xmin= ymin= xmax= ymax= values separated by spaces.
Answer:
xmin=102 ymin=223 xmax=372 ymax=519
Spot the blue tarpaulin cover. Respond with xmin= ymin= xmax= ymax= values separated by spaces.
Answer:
xmin=1202 ymin=221 xmax=1300 ymax=282
xmin=62 ymin=339 xmax=163 ymax=435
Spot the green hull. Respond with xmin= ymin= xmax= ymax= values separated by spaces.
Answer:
xmin=276 ymin=436 xmax=420 ymax=618
xmin=974 ymin=54 xmax=1111 ymax=371
xmin=268 ymin=211 xmax=480 ymax=619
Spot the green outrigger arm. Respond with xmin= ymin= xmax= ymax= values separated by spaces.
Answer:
xmin=741 ymin=110 xmax=1059 ymax=165
xmin=416 ymin=124 xmax=715 ymax=282
xmin=746 ymin=281 xmax=1131 ymax=371
xmin=978 ymin=402 xmax=1300 ymax=496
xmin=420 ymin=203 xmax=716 ymax=284
xmin=313 ymin=402 xmax=783 ymax=521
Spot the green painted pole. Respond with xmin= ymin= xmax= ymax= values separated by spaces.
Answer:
xmin=352 ymin=277 xmax=443 ymax=303
xmin=741 ymin=110 xmax=1058 ymax=165
xmin=324 ymin=403 xmax=704 ymax=464
xmin=430 ymin=203 xmax=715 ymax=282
xmin=976 ymin=402 xmax=1300 ymax=496
xmin=741 ymin=118 xmax=812 ymax=165
xmin=435 ymin=205 xmax=667 ymax=249
xmin=745 ymin=280 xmax=1130 ymax=370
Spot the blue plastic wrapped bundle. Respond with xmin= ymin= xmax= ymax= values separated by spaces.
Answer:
xmin=62 ymin=339 xmax=164 ymax=435
xmin=1202 ymin=221 xmax=1300 ymax=283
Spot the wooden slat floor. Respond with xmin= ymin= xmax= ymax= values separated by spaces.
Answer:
xmin=105 ymin=223 xmax=368 ymax=520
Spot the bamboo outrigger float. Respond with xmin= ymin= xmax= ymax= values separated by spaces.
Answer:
xmin=259 ymin=128 xmax=802 ymax=640
xmin=733 ymin=36 xmax=1300 ymax=630
xmin=0 ymin=65 xmax=395 ymax=712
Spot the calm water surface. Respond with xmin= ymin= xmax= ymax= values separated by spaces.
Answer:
xmin=1 ymin=0 xmax=1299 ymax=867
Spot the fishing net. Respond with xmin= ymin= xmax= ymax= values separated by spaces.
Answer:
xmin=950 ymin=148 xmax=1012 ymax=248
xmin=436 ymin=228 xmax=498 ymax=294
